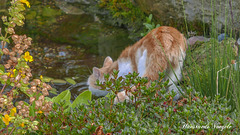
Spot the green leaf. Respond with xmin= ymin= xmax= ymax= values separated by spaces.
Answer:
xmin=0 ymin=65 xmax=4 ymax=73
xmin=42 ymin=76 xmax=54 ymax=82
xmin=15 ymin=101 xmax=29 ymax=107
xmin=146 ymin=14 xmax=152 ymax=23
xmin=16 ymin=4 xmax=26 ymax=12
xmin=105 ymin=91 xmax=115 ymax=98
xmin=149 ymin=14 xmax=152 ymax=21
xmin=5 ymin=39 xmax=9 ymax=43
xmin=29 ymin=101 xmax=35 ymax=117
xmin=64 ymin=77 xmax=76 ymax=85
xmin=10 ymin=82 xmax=15 ymax=86
xmin=49 ymin=88 xmax=57 ymax=95
xmin=44 ymin=97 xmax=52 ymax=102
xmin=52 ymin=97 xmax=56 ymax=101
xmin=53 ymin=90 xmax=71 ymax=104
xmin=0 ymin=49 xmax=3 ymax=55
xmin=16 ymin=13 xmax=25 ymax=20
xmin=19 ymin=86 xmax=30 ymax=97
xmin=51 ymin=79 xmax=67 ymax=85
xmin=156 ymin=24 xmax=161 ymax=28
xmin=53 ymin=90 xmax=71 ymax=111
xmin=143 ymin=23 xmax=154 ymax=30
xmin=71 ymin=90 xmax=92 ymax=109
xmin=0 ymin=36 xmax=9 ymax=43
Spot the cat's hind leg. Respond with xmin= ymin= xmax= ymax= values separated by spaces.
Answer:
xmin=166 ymin=54 xmax=185 ymax=100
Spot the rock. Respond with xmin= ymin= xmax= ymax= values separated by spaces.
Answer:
xmin=55 ymin=0 xmax=85 ymax=15
xmin=134 ymin=0 xmax=240 ymax=31
xmin=58 ymin=51 xmax=66 ymax=57
xmin=45 ymin=53 xmax=56 ymax=58
xmin=44 ymin=47 xmax=49 ymax=52
xmin=187 ymin=36 xmax=210 ymax=46
xmin=64 ymin=0 xmax=91 ymax=5
xmin=42 ymin=7 xmax=62 ymax=17
xmin=218 ymin=33 xmax=228 ymax=42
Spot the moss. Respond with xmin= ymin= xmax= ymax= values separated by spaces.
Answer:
xmin=98 ymin=0 xmax=147 ymax=40
xmin=99 ymin=0 xmax=145 ymax=22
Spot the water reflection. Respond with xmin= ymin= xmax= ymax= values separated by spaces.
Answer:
xmin=0 ymin=0 xmax=134 ymax=100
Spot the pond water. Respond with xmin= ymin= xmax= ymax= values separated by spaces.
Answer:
xmin=0 ymin=0 xmax=134 ymax=101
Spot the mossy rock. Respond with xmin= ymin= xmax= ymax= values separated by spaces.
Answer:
xmin=42 ymin=7 xmax=62 ymax=17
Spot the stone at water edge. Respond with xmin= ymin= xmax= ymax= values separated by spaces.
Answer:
xmin=218 ymin=33 xmax=228 ymax=42
xmin=187 ymin=36 xmax=210 ymax=46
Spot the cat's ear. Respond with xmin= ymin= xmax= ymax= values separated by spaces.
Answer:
xmin=93 ymin=67 xmax=101 ymax=78
xmin=103 ymin=56 xmax=113 ymax=67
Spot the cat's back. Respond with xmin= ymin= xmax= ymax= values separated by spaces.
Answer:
xmin=119 ymin=26 xmax=187 ymax=59
xmin=140 ymin=26 xmax=186 ymax=52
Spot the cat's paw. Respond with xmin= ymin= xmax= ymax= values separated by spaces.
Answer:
xmin=114 ymin=90 xmax=134 ymax=104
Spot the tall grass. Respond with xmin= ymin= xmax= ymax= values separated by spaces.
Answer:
xmin=182 ymin=0 xmax=240 ymax=114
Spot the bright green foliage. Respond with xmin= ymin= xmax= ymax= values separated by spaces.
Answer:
xmin=52 ymin=90 xmax=92 ymax=111
xmin=52 ymin=90 xmax=71 ymax=109
xmin=140 ymin=14 xmax=161 ymax=36
xmin=99 ymin=0 xmax=145 ymax=23
xmin=64 ymin=77 xmax=76 ymax=85
xmin=184 ymin=37 xmax=240 ymax=111
xmin=36 ymin=72 xmax=240 ymax=134
xmin=180 ymin=0 xmax=240 ymax=115
xmin=98 ymin=0 xmax=146 ymax=39
xmin=71 ymin=90 xmax=92 ymax=108
xmin=0 ymin=0 xmax=52 ymax=134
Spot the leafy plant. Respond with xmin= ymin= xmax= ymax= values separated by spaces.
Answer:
xmin=99 ymin=0 xmax=145 ymax=23
xmin=51 ymin=90 xmax=92 ymax=111
xmin=98 ymin=0 xmax=147 ymax=40
xmin=0 ymin=1 xmax=53 ymax=134
xmin=36 ymin=72 xmax=240 ymax=134
xmin=181 ymin=0 xmax=240 ymax=112
xmin=140 ymin=14 xmax=161 ymax=36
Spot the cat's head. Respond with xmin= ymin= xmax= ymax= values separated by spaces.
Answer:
xmin=87 ymin=56 xmax=113 ymax=91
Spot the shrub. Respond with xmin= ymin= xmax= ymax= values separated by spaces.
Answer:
xmin=36 ymin=71 xmax=240 ymax=134
xmin=1 ymin=1 xmax=239 ymax=134
xmin=0 ymin=0 xmax=52 ymax=134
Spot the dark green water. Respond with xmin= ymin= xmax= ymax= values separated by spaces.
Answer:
xmin=0 ymin=0 xmax=134 ymax=100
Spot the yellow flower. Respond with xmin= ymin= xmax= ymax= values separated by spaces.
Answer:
xmin=38 ymin=110 xmax=43 ymax=114
xmin=23 ymin=51 xmax=33 ymax=62
xmin=19 ymin=70 xmax=26 ymax=78
xmin=2 ymin=114 xmax=11 ymax=126
xmin=20 ymin=0 xmax=30 ymax=8
xmin=7 ymin=69 xmax=16 ymax=78
xmin=10 ymin=107 xmax=17 ymax=116
xmin=40 ymin=75 xmax=43 ymax=80
xmin=22 ymin=74 xmax=26 ymax=78
xmin=20 ymin=122 xmax=24 ymax=127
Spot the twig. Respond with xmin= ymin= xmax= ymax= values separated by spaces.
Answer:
xmin=216 ymin=65 xmax=230 ymax=95
xmin=216 ymin=61 xmax=239 ymax=95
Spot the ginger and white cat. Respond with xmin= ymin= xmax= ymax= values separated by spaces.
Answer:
xmin=87 ymin=26 xmax=187 ymax=103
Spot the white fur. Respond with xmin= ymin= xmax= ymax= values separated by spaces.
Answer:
xmin=137 ymin=49 xmax=147 ymax=77
xmin=88 ymin=86 xmax=109 ymax=97
xmin=114 ymin=90 xmax=136 ymax=104
xmin=118 ymin=59 xmax=133 ymax=78
xmin=87 ymin=77 xmax=109 ymax=97
xmin=114 ymin=91 xmax=130 ymax=104
xmin=167 ymin=48 xmax=186 ymax=100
